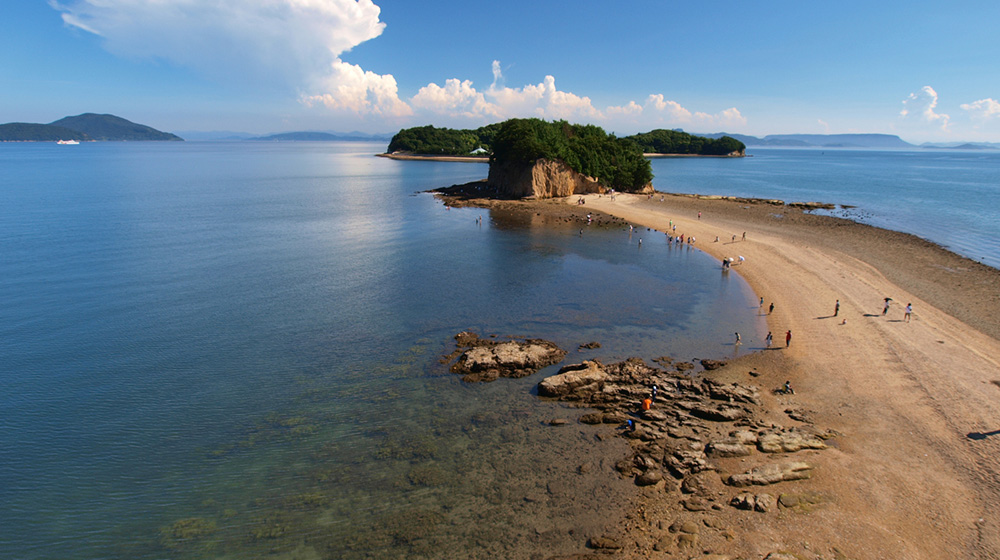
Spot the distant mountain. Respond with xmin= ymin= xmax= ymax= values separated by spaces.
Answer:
xmin=699 ymin=132 xmax=914 ymax=149
xmin=248 ymin=131 xmax=393 ymax=141
xmin=920 ymin=141 xmax=1000 ymax=150
xmin=50 ymin=113 xmax=182 ymax=141
xmin=0 ymin=123 xmax=90 ymax=142
xmin=174 ymin=130 xmax=257 ymax=141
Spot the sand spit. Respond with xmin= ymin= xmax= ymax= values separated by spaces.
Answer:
xmin=438 ymin=188 xmax=1000 ymax=559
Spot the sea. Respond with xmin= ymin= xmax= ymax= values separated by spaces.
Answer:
xmin=0 ymin=142 xmax=997 ymax=560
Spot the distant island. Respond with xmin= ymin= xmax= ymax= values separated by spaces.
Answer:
xmin=386 ymin=120 xmax=746 ymax=198
xmin=386 ymin=122 xmax=746 ymax=158
xmin=0 ymin=113 xmax=182 ymax=142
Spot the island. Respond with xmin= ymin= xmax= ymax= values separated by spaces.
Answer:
xmin=0 ymin=113 xmax=183 ymax=142
xmin=385 ymin=119 xmax=746 ymax=198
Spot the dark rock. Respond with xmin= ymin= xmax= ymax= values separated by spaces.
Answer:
xmin=635 ymin=470 xmax=664 ymax=486
xmin=587 ymin=536 xmax=622 ymax=550
xmin=700 ymin=359 xmax=727 ymax=371
xmin=578 ymin=341 xmax=601 ymax=350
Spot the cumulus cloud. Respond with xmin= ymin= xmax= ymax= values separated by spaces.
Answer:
xmin=409 ymin=61 xmax=744 ymax=132
xmin=901 ymin=86 xmax=950 ymax=130
xmin=960 ymin=98 xmax=1000 ymax=121
xmin=603 ymin=94 xmax=746 ymax=130
xmin=52 ymin=0 xmax=410 ymax=116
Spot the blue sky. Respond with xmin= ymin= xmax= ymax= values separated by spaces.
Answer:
xmin=2 ymin=1 xmax=998 ymax=142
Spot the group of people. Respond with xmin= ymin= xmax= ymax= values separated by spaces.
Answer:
xmin=881 ymin=298 xmax=913 ymax=322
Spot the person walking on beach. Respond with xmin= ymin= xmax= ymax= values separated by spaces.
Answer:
xmin=735 ymin=332 xmax=742 ymax=345
xmin=768 ymin=302 xmax=774 ymax=315
xmin=759 ymin=297 xmax=764 ymax=308
xmin=785 ymin=330 xmax=792 ymax=347
xmin=766 ymin=331 xmax=773 ymax=348
xmin=698 ymin=212 xmax=701 ymax=219
xmin=834 ymin=299 xmax=840 ymax=317
xmin=883 ymin=298 xmax=891 ymax=316
xmin=905 ymin=303 xmax=912 ymax=322
xmin=742 ymin=232 xmax=746 ymax=241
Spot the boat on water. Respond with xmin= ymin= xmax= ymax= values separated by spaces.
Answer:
xmin=56 ymin=139 xmax=80 ymax=145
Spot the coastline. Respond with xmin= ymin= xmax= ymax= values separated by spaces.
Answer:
xmin=440 ymin=188 xmax=1000 ymax=558
xmin=377 ymin=152 xmax=489 ymax=163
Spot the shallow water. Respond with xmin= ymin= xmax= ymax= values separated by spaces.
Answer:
xmin=0 ymin=141 xmax=762 ymax=559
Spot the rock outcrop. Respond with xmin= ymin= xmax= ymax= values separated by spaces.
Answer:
xmin=488 ymin=158 xmax=653 ymax=199
xmin=447 ymin=332 xmax=566 ymax=382
xmin=537 ymin=361 xmax=609 ymax=399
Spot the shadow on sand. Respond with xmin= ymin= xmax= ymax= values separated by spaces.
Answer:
xmin=967 ymin=430 xmax=1000 ymax=440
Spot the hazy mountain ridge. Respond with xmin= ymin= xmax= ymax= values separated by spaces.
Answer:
xmin=0 ymin=113 xmax=181 ymax=141
xmin=0 ymin=122 xmax=91 ymax=142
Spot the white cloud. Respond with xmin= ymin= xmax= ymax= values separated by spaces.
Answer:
xmin=603 ymin=95 xmax=746 ymax=130
xmin=302 ymin=60 xmax=411 ymax=117
xmin=53 ymin=0 xmax=410 ymax=116
xmin=960 ymin=98 xmax=1000 ymax=121
xmin=408 ymin=62 xmax=745 ymax=133
xmin=487 ymin=72 xmax=602 ymax=121
xmin=411 ymin=79 xmax=499 ymax=119
xmin=901 ymin=86 xmax=950 ymax=130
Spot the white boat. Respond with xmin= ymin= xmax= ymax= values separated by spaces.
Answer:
xmin=56 ymin=139 xmax=80 ymax=145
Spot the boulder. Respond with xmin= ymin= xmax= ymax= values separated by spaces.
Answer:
xmin=537 ymin=361 xmax=608 ymax=399
xmin=727 ymin=461 xmax=813 ymax=487
xmin=730 ymin=492 xmax=775 ymax=512
xmin=756 ymin=427 xmax=827 ymax=453
xmin=450 ymin=335 xmax=566 ymax=382
xmin=706 ymin=440 xmax=754 ymax=458
xmin=635 ymin=470 xmax=664 ymax=487
xmin=690 ymin=404 xmax=748 ymax=422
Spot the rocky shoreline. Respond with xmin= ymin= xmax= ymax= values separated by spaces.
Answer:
xmin=445 ymin=332 xmax=843 ymax=559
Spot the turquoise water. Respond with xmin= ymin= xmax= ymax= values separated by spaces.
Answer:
xmin=650 ymin=148 xmax=1000 ymax=269
xmin=0 ymin=142 xmax=763 ymax=559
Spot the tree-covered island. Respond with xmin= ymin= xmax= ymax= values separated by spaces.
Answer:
xmin=386 ymin=119 xmax=745 ymax=196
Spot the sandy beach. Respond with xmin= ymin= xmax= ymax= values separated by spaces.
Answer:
xmin=569 ymin=192 xmax=1000 ymax=559
xmin=445 ymin=188 xmax=1000 ymax=558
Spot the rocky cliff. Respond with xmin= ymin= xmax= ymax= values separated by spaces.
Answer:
xmin=488 ymin=159 xmax=652 ymax=199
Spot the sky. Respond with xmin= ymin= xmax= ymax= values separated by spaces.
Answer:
xmin=2 ymin=1 xmax=999 ymax=143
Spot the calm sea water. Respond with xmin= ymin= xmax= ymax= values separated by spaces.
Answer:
xmin=0 ymin=142 xmax=763 ymax=559
xmin=650 ymin=147 xmax=1000 ymax=269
